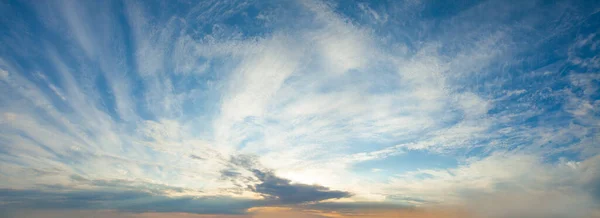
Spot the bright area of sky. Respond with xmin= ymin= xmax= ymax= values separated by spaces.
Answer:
xmin=0 ymin=0 xmax=599 ymax=217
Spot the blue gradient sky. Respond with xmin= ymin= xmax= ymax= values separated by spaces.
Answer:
xmin=0 ymin=0 xmax=599 ymax=217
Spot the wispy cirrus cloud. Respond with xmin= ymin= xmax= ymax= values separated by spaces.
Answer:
xmin=1 ymin=0 xmax=599 ymax=217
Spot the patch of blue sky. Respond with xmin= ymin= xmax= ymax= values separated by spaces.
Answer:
xmin=351 ymin=149 xmax=458 ymax=178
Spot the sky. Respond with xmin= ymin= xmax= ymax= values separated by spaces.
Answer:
xmin=0 ymin=0 xmax=599 ymax=217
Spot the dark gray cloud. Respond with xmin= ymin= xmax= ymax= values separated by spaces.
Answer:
xmin=0 ymin=161 xmax=352 ymax=216
xmin=249 ymin=169 xmax=352 ymax=204
xmin=386 ymin=195 xmax=434 ymax=203
xmin=0 ymin=185 xmax=355 ymax=215
xmin=189 ymin=154 xmax=205 ymax=160
xmin=229 ymin=154 xmax=259 ymax=169
xmin=223 ymin=154 xmax=353 ymax=204
xmin=0 ymin=188 xmax=261 ymax=215
xmin=0 ymin=176 xmax=263 ymax=215
xmin=0 ymin=156 xmax=354 ymax=215
xmin=220 ymin=169 xmax=242 ymax=179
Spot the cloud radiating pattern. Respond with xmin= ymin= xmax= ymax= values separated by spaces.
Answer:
xmin=0 ymin=0 xmax=599 ymax=217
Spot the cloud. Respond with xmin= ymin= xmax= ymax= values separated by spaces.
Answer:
xmin=0 ymin=69 xmax=8 ymax=79
xmin=222 ymin=155 xmax=352 ymax=204
xmin=1 ymin=0 xmax=600 ymax=217
xmin=249 ymin=169 xmax=352 ymax=204
xmin=0 ymin=188 xmax=260 ymax=215
xmin=303 ymin=201 xmax=412 ymax=212
xmin=2 ymin=210 xmax=246 ymax=218
xmin=384 ymin=153 xmax=600 ymax=217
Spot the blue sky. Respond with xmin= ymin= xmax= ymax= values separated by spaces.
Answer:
xmin=0 ymin=0 xmax=599 ymax=217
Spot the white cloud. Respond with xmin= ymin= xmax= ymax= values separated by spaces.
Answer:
xmin=0 ymin=0 xmax=598 ymax=215
xmin=358 ymin=3 xmax=388 ymax=23
xmin=385 ymin=153 xmax=599 ymax=217
xmin=0 ymin=69 xmax=8 ymax=80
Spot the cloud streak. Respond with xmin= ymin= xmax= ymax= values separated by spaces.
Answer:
xmin=0 ymin=0 xmax=599 ymax=217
